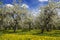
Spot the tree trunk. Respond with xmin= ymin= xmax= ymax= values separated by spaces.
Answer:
xmin=13 ymin=26 xmax=16 ymax=32
xmin=29 ymin=23 xmax=31 ymax=31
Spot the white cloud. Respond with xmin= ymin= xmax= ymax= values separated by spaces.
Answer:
xmin=21 ymin=4 xmax=29 ymax=8
xmin=32 ymin=9 xmax=41 ymax=16
xmin=39 ymin=0 xmax=48 ymax=2
xmin=5 ymin=4 xmax=14 ymax=8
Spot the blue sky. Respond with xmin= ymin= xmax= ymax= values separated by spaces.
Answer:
xmin=0 ymin=0 xmax=60 ymax=9
xmin=0 ymin=0 xmax=48 ymax=9
xmin=0 ymin=0 xmax=60 ymax=16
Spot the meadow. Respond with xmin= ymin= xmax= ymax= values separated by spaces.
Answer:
xmin=0 ymin=30 xmax=60 ymax=40
xmin=0 ymin=0 xmax=60 ymax=40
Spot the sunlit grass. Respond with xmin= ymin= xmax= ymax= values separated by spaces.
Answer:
xmin=0 ymin=34 xmax=60 ymax=40
xmin=0 ymin=30 xmax=60 ymax=40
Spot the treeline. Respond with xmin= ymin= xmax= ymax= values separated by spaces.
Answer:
xmin=0 ymin=0 xmax=60 ymax=33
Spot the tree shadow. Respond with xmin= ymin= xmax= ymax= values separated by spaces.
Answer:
xmin=0 ymin=30 xmax=4 ymax=36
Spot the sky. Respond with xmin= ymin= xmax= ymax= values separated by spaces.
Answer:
xmin=0 ymin=0 xmax=49 ymax=9
xmin=0 ymin=0 xmax=60 ymax=16
xmin=0 ymin=0 xmax=60 ymax=9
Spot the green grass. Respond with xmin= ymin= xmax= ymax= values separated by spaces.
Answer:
xmin=0 ymin=30 xmax=60 ymax=40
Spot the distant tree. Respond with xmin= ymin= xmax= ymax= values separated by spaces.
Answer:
xmin=38 ymin=0 xmax=60 ymax=33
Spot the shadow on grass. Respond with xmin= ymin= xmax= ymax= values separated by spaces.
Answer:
xmin=0 ymin=30 xmax=4 ymax=36
xmin=1 ymin=29 xmax=30 ymax=35
xmin=32 ymin=31 xmax=60 ymax=37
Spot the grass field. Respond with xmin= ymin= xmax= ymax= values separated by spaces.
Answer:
xmin=0 ymin=30 xmax=60 ymax=40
